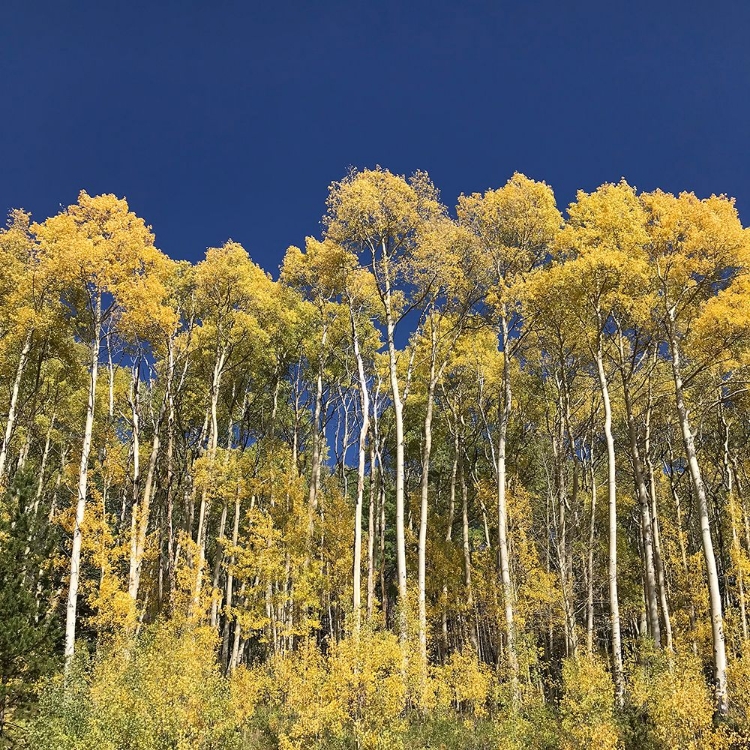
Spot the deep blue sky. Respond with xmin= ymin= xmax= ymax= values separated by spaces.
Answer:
xmin=2 ymin=1 xmax=748 ymax=274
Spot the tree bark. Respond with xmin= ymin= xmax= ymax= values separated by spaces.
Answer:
xmin=308 ymin=320 xmax=328 ymax=533
xmin=586 ymin=441 xmax=597 ymax=657
xmin=594 ymin=332 xmax=624 ymax=706
xmin=497 ymin=311 xmax=519 ymax=689
xmin=620 ymin=372 xmax=661 ymax=647
xmin=668 ymin=313 xmax=728 ymax=716
xmin=65 ymin=293 xmax=102 ymax=669
xmin=380 ymin=248 xmax=408 ymax=637
xmin=366 ymin=441 xmax=376 ymax=621
xmin=0 ymin=328 xmax=33 ymax=485
xmin=127 ymin=360 xmax=142 ymax=603
xmin=195 ymin=347 xmax=226 ymax=604
xmin=418 ymin=317 xmax=439 ymax=664
xmin=644 ymin=377 xmax=673 ymax=651
xmin=350 ymin=307 xmax=369 ymax=635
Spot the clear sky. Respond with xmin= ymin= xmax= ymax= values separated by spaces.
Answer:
xmin=2 ymin=1 xmax=748 ymax=272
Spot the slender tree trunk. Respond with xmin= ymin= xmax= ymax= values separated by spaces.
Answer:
xmin=460 ymin=450 xmax=475 ymax=643
xmin=22 ymin=410 xmax=56 ymax=577
xmin=230 ymin=581 xmax=246 ymax=673
xmin=131 ymin=421 xmax=158 ymax=602
xmin=65 ymin=294 xmax=102 ymax=669
xmin=292 ymin=361 xmax=302 ymax=472
xmin=106 ymin=330 xmax=115 ymax=420
xmin=210 ymin=501 xmax=229 ymax=627
xmin=366 ymin=441 xmax=376 ymax=621
xmin=621 ymin=374 xmax=661 ymax=647
xmin=644 ymin=374 xmax=673 ymax=651
xmin=497 ymin=311 xmax=519 ymax=688
xmin=668 ymin=447 xmax=699 ymax=654
xmin=220 ymin=487 xmax=240 ymax=668
xmin=338 ymin=385 xmax=351 ymax=495
xmin=131 ymin=345 xmax=174 ymax=603
xmin=377 ymin=444 xmax=388 ymax=624
xmin=418 ymin=318 xmax=439 ymax=664
xmin=441 ymin=426 xmax=460 ymax=656
xmin=721 ymin=410 xmax=748 ymax=644
xmin=0 ymin=328 xmax=33 ymax=485
xmin=586 ymin=443 xmax=597 ymax=657
xmin=33 ymin=411 xmax=56 ymax=514
xmin=732 ymin=457 xmax=750 ymax=645
xmin=308 ymin=321 xmax=328 ymax=534
xmin=210 ymin=403 xmax=241 ymax=627
xmin=594 ymin=334 xmax=624 ymax=705
xmin=127 ymin=361 xmax=142 ymax=604
xmin=560 ymin=372 xmax=582 ymax=659
xmin=380 ymin=251 xmax=408 ymax=636
xmin=447 ymin=427 xmax=458 ymax=542
xmin=667 ymin=315 xmax=728 ymax=716
xmin=165 ymin=367 xmax=178 ymax=610
xmin=350 ymin=308 xmax=369 ymax=635
xmin=195 ymin=348 xmax=226 ymax=604
xmin=553 ymin=376 xmax=578 ymax=658
xmin=649 ymin=467 xmax=673 ymax=650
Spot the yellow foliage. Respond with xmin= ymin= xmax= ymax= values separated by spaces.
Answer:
xmin=559 ymin=656 xmax=621 ymax=750
xmin=172 ymin=531 xmax=213 ymax=621
xmin=281 ymin=236 xmax=357 ymax=302
xmin=628 ymin=651 xmax=715 ymax=750
xmin=432 ymin=647 xmax=492 ymax=717
xmin=325 ymin=167 xmax=442 ymax=251
xmin=728 ymin=652 xmax=750 ymax=733
xmin=457 ymin=172 xmax=561 ymax=301
xmin=86 ymin=619 xmax=232 ymax=749
xmin=33 ymin=191 xmax=175 ymax=343
xmin=261 ymin=631 xmax=408 ymax=749
xmin=227 ymin=664 xmax=267 ymax=727
xmin=642 ymin=190 xmax=749 ymax=304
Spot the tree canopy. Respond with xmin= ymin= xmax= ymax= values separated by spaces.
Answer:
xmin=2 ymin=171 xmax=750 ymax=748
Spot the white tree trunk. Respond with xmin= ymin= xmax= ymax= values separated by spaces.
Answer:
xmin=381 ymin=254 xmax=408 ymax=635
xmin=366 ymin=442 xmax=376 ymax=621
xmin=586 ymin=444 xmax=597 ymax=657
xmin=195 ymin=348 xmax=226 ymax=603
xmin=497 ymin=312 xmax=518 ymax=687
xmin=668 ymin=316 xmax=728 ymax=715
xmin=65 ymin=295 xmax=102 ymax=669
xmin=308 ymin=321 xmax=328 ymax=526
xmin=0 ymin=328 xmax=33 ymax=485
xmin=127 ymin=364 xmax=142 ymax=603
xmin=594 ymin=338 xmax=624 ymax=706
xmin=350 ymin=308 xmax=370 ymax=635
xmin=621 ymin=378 xmax=661 ymax=646
xmin=130 ymin=343 xmax=174 ymax=603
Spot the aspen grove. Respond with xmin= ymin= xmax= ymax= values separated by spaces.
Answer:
xmin=3 ymin=169 xmax=750 ymax=748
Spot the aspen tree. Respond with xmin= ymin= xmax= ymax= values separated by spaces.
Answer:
xmin=33 ymin=192 xmax=169 ymax=667
xmin=644 ymin=189 xmax=750 ymax=714
xmin=0 ymin=212 xmax=57 ymax=487
xmin=192 ymin=242 xmax=275 ymax=603
xmin=325 ymin=167 xmax=443 ymax=637
xmin=441 ymin=325 xmax=499 ymax=648
xmin=409 ymin=218 xmax=475 ymax=664
xmin=344 ymin=270 xmax=380 ymax=634
xmin=122 ymin=259 xmax=180 ymax=605
xmin=11 ymin=172 xmax=750 ymax=743
xmin=282 ymin=238 xmax=380 ymax=633
xmin=459 ymin=174 xmax=561 ymax=689
xmin=281 ymin=239 xmax=353 ymax=557
xmin=520 ymin=273 xmax=584 ymax=658
xmin=552 ymin=180 xmax=651 ymax=704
